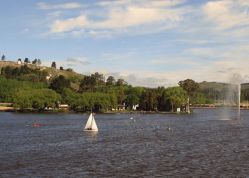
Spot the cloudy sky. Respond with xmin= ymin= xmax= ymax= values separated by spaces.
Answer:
xmin=1 ymin=0 xmax=249 ymax=87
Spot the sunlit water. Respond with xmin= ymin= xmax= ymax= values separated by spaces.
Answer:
xmin=1 ymin=109 xmax=249 ymax=177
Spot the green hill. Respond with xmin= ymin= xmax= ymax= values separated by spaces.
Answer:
xmin=0 ymin=60 xmax=85 ymax=90
xmin=197 ymin=81 xmax=249 ymax=103
xmin=0 ymin=60 xmax=84 ymax=79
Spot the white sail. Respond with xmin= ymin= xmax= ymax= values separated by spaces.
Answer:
xmin=91 ymin=116 xmax=98 ymax=131
xmin=84 ymin=113 xmax=93 ymax=130
xmin=84 ymin=113 xmax=98 ymax=132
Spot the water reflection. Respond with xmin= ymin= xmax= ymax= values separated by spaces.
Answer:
xmin=84 ymin=131 xmax=98 ymax=139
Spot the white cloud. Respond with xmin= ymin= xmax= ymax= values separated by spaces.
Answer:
xmin=51 ymin=15 xmax=88 ymax=33
xmin=35 ymin=0 xmax=249 ymax=86
xmin=98 ymin=0 xmax=184 ymax=8
xmin=92 ymin=6 xmax=182 ymax=29
xmin=47 ymin=0 xmax=188 ymax=36
xmin=202 ymin=0 xmax=249 ymax=31
xmin=47 ymin=11 xmax=62 ymax=18
xmin=37 ymin=2 xmax=82 ymax=10
xmin=150 ymin=57 xmax=198 ymax=66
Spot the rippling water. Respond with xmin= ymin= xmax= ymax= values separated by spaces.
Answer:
xmin=1 ymin=109 xmax=249 ymax=177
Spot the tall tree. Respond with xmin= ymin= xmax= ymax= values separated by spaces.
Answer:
xmin=80 ymin=75 xmax=96 ymax=92
xmin=1 ymin=55 xmax=5 ymax=61
xmin=106 ymin=76 xmax=115 ymax=86
xmin=37 ymin=59 xmax=42 ymax=66
xmin=32 ymin=59 xmax=38 ymax=65
xmin=51 ymin=61 xmax=56 ymax=68
xmin=50 ymin=75 xmax=70 ymax=92
xmin=178 ymin=79 xmax=199 ymax=113
xmin=92 ymin=72 xmax=105 ymax=86
xmin=125 ymin=94 xmax=139 ymax=110
xmin=116 ymin=78 xmax=127 ymax=86
xmin=139 ymin=89 xmax=158 ymax=111
xmin=24 ymin=58 xmax=30 ymax=64
xmin=162 ymin=87 xmax=187 ymax=112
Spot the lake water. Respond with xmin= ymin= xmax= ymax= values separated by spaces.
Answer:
xmin=1 ymin=109 xmax=249 ymax=177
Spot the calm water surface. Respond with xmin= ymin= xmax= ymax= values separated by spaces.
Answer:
xmin=1 ymin=109 xmax=249 ymax=177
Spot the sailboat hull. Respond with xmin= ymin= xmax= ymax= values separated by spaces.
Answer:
xmin=84 ymin=129 xmax=98 ymax=132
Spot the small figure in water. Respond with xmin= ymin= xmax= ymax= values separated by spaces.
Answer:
xmin=167 ymin=127 xmax=173 ymax=131
xmin=129 ymin=117 xmax=136 ymax=123
xmin=32 ymin=122 xmax=41 ymax=128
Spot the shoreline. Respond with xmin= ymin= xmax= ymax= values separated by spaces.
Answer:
xmin=1 ymin=106 xmax=248 ymax=114
xmin=0 ymin=107 xmax=189 ymax=114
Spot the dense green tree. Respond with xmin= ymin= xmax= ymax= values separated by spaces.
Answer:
xmin=106 ymin=76 xmax=115 ymax=86
xmin=13 ymin=88 xmax=61 ymax=110
xmin=0 ymin=76 xmax=47 ymax=103
xmin=116 ymin=78 xmax=127 ymax=86
xmin=191 ymin=92 xmax=212 ymax=104
xmin=80 ymin=76 xmax=95 ymax=91
xmin=92 ymin=72 xmax=105 ymax=85
xmin=117 ymin=87 xmax=126 ymax=105
xmin=139 ymin=89 xmax=158 ymax=111
xmin=125 ymin=94 xmax=139 ymax=109
xmin=20 ymin=65 xmax=31 ymax=74
xmin=162 ymin=87 xmax=187 ymax=112
xmin=59 ymin=66 xmax=64 ymax=70
xmin=61 ymin=88 xmax=117 ymax=112
xmin=1 ymin=66 xmax=12 ymax=78
xmin=11 ymin=67 xmax=20 ymax=76
xmin=156 ymin=86 xmax=165 ymax=111
xmin=50 ymin=75 xmax=70 ymax=92
xmin=1 ymin=65 xmax=47 ymax=82
xmin=80 ymin=73 xmax=105 ymax=92
xmin=125 ymin=86 xmax=144 ymax=109
xmin=179 ymin=79 xmax=199 ymax=113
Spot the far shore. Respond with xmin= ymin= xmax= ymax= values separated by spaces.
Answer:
xmin=0 ymin=107 xmax=189 ymax=114
xmin=1 ymin=105 xmax=248 ymax=113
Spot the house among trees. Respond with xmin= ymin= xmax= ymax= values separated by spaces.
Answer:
xmin=58 ymin=104 xmax=69 ymax=109
xmin=46 ymin=74 xmax=52 ymax=81
xmin=118 ymin=103 xmax=126 ymax=110
xmin=17 ymin=58 xmax=22 ymax=65
xmin=132 ymin=104 xmax=139 ymax=110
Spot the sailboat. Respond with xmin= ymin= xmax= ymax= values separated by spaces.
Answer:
xmin=84 ymin=113 xmax=98 ymax=132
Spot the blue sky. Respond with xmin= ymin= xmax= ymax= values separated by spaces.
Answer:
xmin=1 ymin=0 xmax=249 ymax=87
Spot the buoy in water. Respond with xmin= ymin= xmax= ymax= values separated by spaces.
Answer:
xmin=167 ymin=127 xmax=172 ymax=131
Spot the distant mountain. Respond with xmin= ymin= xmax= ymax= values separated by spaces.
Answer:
xmin=199 ymin=81 xmax=249 ymax=90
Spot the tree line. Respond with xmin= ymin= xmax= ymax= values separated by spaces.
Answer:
xmin=0 ymin=64 xmax=202 ymax=112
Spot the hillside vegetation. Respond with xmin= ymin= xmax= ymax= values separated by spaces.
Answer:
xmin=0 ymin=60 xmax=248 ymax=112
